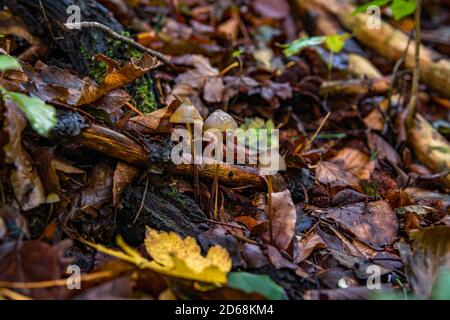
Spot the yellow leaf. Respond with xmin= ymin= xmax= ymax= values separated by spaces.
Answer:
xmin=83 ymin=228 xmax=232 ymax=284
xmin=144 ymin=227 xmax=232 ymax=283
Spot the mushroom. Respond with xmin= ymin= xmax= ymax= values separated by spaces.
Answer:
xmin=203 ymin=109 xmax=238 ymax=219
xmin=170 ymin=99 xmax=203 ymax=202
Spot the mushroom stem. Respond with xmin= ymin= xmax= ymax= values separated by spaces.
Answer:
xmin=187 ymin=123 xmax=200 ymax=203
xmin=267 ymin=175 xmax=274 ymax=245
xmin=213 ymin=163 xmax=220 ymax=219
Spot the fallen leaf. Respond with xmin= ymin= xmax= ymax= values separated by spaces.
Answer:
xmin=368 ymin=133 xmax=401 ymax=166
xmin=170 ymin=55 xmax=224 ymax=104
xmin=267 ymin=246 xmax=297 ymax=270
xmin=295 ymin=230 xmax=326 ymax=263
xmin=316 ymin=160 xmax=359 ymax=188
xmin=0 ymin=241 xmax=64 ymax=299
xmin=333 ymin=147 xmax=375 ymax=181
xmin=326 ymin=200 xmax=398 ymax=246
xmin=227 ymin=272 xmax=287 ymax=300
xmin=270 ymin=190 xmax=296 ymax=251
xmin=113 ymin=162 xmax=140 ymax=206
xmin=317 ymin=148 xmax=375 ymax=189
xmin=3 ymin=100 xmax=46 ymax=210
xmin=24 ymin=54 xmax=159 ymax=106
xmin=399 ymin=226 xmax=450 ymax=298
xmin=81 ymin=162 xmax=114 ymax=210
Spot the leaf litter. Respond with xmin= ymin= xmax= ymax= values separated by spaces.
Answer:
xmin=0 ymin=0 xmax=449 ymax=301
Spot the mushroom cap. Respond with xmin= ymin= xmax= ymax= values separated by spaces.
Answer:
xmin=170 ymin=99 xmax=203 ymax=124
xmin=203 ymin=109 xmax=238 ymax=132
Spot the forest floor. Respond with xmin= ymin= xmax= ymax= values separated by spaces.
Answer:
xmin=0 ymin=0 xmax=449 ymax=300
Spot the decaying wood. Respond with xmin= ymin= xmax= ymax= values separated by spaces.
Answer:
xmin=307 ymin=0 xmax=450 ymax=98
xmin=320 ymin=77 xmax=391 ymax=97
xmin=71 ymin=123 xmax=266 ymax=189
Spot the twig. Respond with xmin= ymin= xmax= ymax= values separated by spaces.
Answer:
xmin=133 ymin=177 xmax=149 ymax=224
xmin=406 ymin=0 xmax=422 ymax=129
xmin=64 ymin=22 xmax=171 ymax=65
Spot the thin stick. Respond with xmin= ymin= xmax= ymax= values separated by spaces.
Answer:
xmin=406 ymin=0 xmax=422 ymax=129
xmin=0 ymin=271 xmax=114 ymax=289
xmin=125 ymin=102 xmax=144 ymax=116
xmin=133 ymin=177 xmax=149 ymax=224
xmin=64 ymin=22 xmax=171 ymax=65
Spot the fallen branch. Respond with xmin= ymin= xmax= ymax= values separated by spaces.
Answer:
xmin=71 ymin=124 xmax=266 ymax=189
xmin=308 ymin=0 xmax=450 ymax=99
xmin=320 ymin=77 xmax=391 ymax=97
xmin=64 ymin=22 xmax=171 ymax=65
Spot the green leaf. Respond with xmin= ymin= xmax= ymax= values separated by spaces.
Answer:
xmin=227 ymin=272 xmax=287 ymax=300
xmin=0 ymin=54 xmax=21 ymax=72
xmin=281 ymin=36 xmax=325 ymax=57
xmin=324 ymin=33 xmax=351 ymax=54
xmin=391 ymin=0 xmax=416 ymax=20
xmin=1 ymin=89 xmax=57 ymax=137
xmin=352 ymin=0 xmax=392 ymax=15
xmin=432 ymin=269 xmax=450 ymax=300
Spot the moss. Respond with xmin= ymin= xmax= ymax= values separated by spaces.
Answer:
xmin=127 ymin=77 xmax=158 ymax=113
xmin=81 ymin=31 xmax=159 ymax=113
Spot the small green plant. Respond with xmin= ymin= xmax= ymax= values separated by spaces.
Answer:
xmin=353 ymin=0 xmax=416 ymax=21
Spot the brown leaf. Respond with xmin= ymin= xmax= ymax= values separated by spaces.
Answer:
xmin=367 ymin=133 xmax=400 ymax=166
xmin=295 ymin=230 xmax=326 ymax=263
xmin=333 ymin=147 xmax=375 ymax=180
xmin=3 ymin=100 xmax=46 ymax=210
xmin=400 ymin=226 xmax=450 ymax=298
xmin=81 ymin=162 xmax=114 ymax=210
xmin=326 ymin=200 xmax=398 ymax=246
xmin=113 ymin=162 xmax=140 ymax=206
xmin=0 ymin=241 xmax=64 ymax=299
xmin=317 ymin=148 xmax=375 ymax=189
xmin=170 ymin=55 xmax=224 ymax=104
xmin=267 ymin=245 xmax=297 ymax=270
xmin=241 ymin=244 xmax=269 ymax=269
xmin=92 ymin=89 xmax=131 ymax=115
xmin=270 ymin=190 xmax=296 ymax=251
xmin=125 ymin=100 xmax=179 ymax=134
xmin=316 ymin=160 xmax=359 ymax=188
xmin=24 ymin=54 xmax=159 ymax=106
